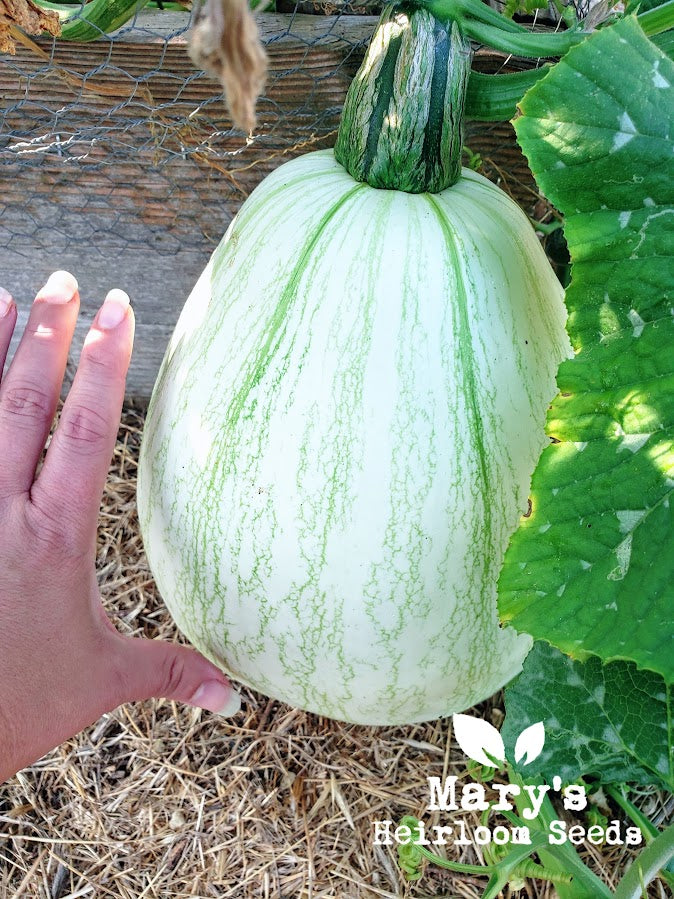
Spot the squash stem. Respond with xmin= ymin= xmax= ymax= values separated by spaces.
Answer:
xmin=466 ymin=66 xmax=549 ymax=121
xmin=421 ymin=0 xmax=588 ymax=57
xmin=334 ymin=3 xmax=471 ymax=192
xmin=423 ymin=0 xmax=535 ymax=33
xmin=461 ymin=17 xmax=586 ymax=57
xmin=605 ymin=786 xmax=674 ymax=891
xmin=417 ymin=0 xmax=674 ymax=57
xmin=614 ymin=821 xmax=674 ymax=899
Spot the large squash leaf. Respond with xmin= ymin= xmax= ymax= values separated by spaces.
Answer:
xmin=502 ymin=642 xmax=674 ymax=790
xmin=498 ymin=17 xmax=674 ymax=683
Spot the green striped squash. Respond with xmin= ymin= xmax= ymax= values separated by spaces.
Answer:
xmin=137 ymin=147 xmax=571 ymax=724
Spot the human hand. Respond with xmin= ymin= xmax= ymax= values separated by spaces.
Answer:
xmin=0 ymin=272 xmax=240 ymax=783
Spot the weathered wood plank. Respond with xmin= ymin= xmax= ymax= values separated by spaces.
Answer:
xmin=0 ymin=247 xmax=210 ymax=404
xmin=109 ymin=9 xmax=381 ymax=45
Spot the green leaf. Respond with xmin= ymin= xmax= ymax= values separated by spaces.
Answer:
xmin=635 ymin=0 xmax=674 ymax=36
xmin=650 ymin=28 xmax=674 ymax=57
xmin=499 ymin=17 xmax=674 ymax=683
xmin=627 ymin=0 xmax=671 ymax=14
xmin=503 ymin=0 xmax=549 ymax=20
xmin=503 ymin=642 xmax=674 ymax=790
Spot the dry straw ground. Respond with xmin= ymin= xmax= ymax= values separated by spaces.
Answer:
xmin=0 ymin=406 xmax=671 ymax=898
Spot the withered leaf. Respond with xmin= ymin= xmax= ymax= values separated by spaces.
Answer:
xmin=188 ymin=0 xmax=267 ymax=133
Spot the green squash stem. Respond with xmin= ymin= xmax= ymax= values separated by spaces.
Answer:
xmin=334 ymin=2 xmax=471 ymax=193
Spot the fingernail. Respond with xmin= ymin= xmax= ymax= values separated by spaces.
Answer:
xmin=189 ymin=680 xmax=242 ymax=717
xmin=36 ymin=271 xmax=78 ymax=304
xmin=0 ymin=287 xmax=13 ymax=317
xmin=97 ymin=289 xmax=130 ymax=330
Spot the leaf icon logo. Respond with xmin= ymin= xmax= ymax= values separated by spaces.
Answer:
xmin=452 ymin=714 xmax=506 ymax=768
xmin=514 ymin=722 xmax=545 ymax=766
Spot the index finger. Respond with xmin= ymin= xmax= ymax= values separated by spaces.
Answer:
xmin=30 ymin=289 xmax=134 ymax=552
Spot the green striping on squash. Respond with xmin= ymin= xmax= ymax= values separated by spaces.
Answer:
xmin=137 ymin=149 xmax=571 ymax=725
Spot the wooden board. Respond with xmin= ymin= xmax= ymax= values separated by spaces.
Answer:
xmin=0 ymin=10 xmax=538 ymax=400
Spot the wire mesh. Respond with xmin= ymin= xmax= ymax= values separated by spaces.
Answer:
xmin=0 ymin=5 xmax=375 ymax=259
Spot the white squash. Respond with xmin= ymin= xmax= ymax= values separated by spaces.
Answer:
xmin=137 ymin=144 xmax=570 ymax=724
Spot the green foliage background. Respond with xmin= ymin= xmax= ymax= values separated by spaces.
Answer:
xmin=500 ymin=17 xmax=674 ymax=789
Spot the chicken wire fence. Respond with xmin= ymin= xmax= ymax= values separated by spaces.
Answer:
xmin=0 ymin=3 xmax=547 ymax=265
xmin=0 ymin=5 xmax=373 ymax=261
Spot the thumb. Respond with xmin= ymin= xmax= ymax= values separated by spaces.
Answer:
xmin=113 ymin=636 xmax=242 ymax=717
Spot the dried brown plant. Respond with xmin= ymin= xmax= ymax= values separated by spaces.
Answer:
xmin=0 ymin=0 xmax=59 ymax=55
xmin=188 ymin=0 xmax=268 ymax=133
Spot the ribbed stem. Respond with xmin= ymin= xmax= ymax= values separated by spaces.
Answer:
xmin=461 ymin=17 xmax=585 ymax=57
xmin=466 ymin=66 xmax=549 ymax=121
xmin=334 ymin=3 xmax=471 ymax=193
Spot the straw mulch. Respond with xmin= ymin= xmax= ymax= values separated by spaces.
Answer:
xmin=0 ymin=406 xmax=670 ymax=898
